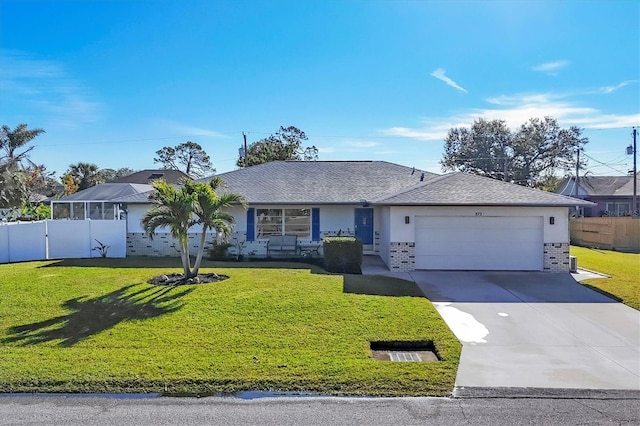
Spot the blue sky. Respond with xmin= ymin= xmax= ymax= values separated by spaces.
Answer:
xmin=1 ymin=0 xmax=638 ymax=179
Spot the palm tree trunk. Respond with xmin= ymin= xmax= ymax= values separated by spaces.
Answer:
xmin=180 ymin=238 xmax=192 ymax=278
xmin=192 ymin=225 xmax=208 ymax=277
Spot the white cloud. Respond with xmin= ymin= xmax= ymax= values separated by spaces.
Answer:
xmin=382 ymin=126 xmax=450 ymax=141
xmin=532 ymin=60 xmax=570 ymax=74
xmin=152 ymin=119 xmax=227 ymax=139
xmin=318 ymin=140 xmax=383 ymax=153
xmin=380 ymin=90 xmax=640 ymax=141
xmin=317 ymin=146 xmax=337 ymax=154
xmin=172 ymin=123 xmax=226 ymax=138
xmin=600 ymin=80 xmax=638 ymax=94
xmin=430 ymin=68 xmax=468 ymax=93
xmin=0 ymin=50 xmax=102 ymax=126
xmin=349 ymin=141 xmax=381 ymax=148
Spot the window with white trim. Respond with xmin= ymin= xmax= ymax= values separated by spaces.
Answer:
xmin=256 ymin=208 xmax=310 ymax=239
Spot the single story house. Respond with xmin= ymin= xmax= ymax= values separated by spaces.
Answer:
xmin=51 ymin=161 xmax=593 ymax=272
xmin=556 ymin=174 xmax=639 ymax=217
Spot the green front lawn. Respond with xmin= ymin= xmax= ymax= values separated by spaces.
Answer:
xmin=0 ymin=258 xmax=460 ymax=396
xmin=571 ymin=246 xmax=640 ymax=311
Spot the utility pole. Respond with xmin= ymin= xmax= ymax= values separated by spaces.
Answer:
xmin=242 ymin=132 xmax=248 ymax=168
xmin=632 ymin=127 xmax=637 ymax=217
xmin=574 ymin=148 xmax=580 ymax=198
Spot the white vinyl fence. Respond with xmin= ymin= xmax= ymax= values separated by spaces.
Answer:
xmin=0 ymin=220 xmax=126 ymax=264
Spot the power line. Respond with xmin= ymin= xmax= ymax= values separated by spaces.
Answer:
xmin=29 ymin=124 xmax=640 ymax=149
xmin=582 ymin=152 xmax=629 ymax=175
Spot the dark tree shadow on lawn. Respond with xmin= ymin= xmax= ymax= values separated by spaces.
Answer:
xmin=343 ymin=275 xmax=425 ymax=298
xmin=3 ymin=284 xmax=194 ymax=347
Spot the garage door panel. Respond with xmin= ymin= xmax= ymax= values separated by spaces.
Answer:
xmin=419 ymin=242 xmax=541 ymax=257
xmin=415 ymin=255 xmax=533 ymax=270
xmin=417 ymin=230 xmax=540 ymax=251
xmin=414 ymin=216 xmax=543 ymax=271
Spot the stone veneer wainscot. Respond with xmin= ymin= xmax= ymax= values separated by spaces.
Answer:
xmin=543 ymin=242 xmax=570 ymax=272
xmin=389 ymin=242 xmax=415 ymax=271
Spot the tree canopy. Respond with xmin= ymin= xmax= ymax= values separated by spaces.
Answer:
xmin=237 ymin=126 xmax=318 ymax=168
xmin=154 ymin=141 xmax=214 ymax=178
xmin=63 ymin=162 xmax=103 ymax=192
xmin=441 ymin=117 xmax=587 ymax=187
xmin=61 ymin=165 xmax=135 ymax=195
xmin=0 ymin=123 xmax=49 ymax=208
xmin=100 ymin=167 xmax=136 ymax=183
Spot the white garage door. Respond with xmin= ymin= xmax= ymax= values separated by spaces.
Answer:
xmin=414 ymin=216 xmax=544 ymax=270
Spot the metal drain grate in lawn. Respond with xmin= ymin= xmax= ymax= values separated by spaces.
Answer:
xmin=389 ymin=352 xmax=422 ymax=362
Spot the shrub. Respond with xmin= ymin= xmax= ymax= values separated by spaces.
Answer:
xmin=323 ymin=236 xmax=363 ymax=274
xmin=208 ymin=242 xmax=231 ymax=260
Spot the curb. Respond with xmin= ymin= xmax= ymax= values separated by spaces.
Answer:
xmin=452 ymin=386 xmax=640 ymax=400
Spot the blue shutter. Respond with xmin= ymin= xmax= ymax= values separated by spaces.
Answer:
xmin=311 ymin=208 xmax=320 ymax=241
xmin=246 ymin=208 xmax=255 ymax=241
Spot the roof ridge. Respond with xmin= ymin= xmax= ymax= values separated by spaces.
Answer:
xmin=454 ymin=172 xmax=597 ymax=202
xmin=373 ymin=172 xmax=450 ymax=202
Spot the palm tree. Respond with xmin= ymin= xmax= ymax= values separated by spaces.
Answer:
xmin=184 ymin=177 xmax=246 ymax=276
xmin=0 ymin=123 xmax=45 ymax=168
xmin=66 ymin=162 xmax=103 ymax=191
xmin=0 ymin=124 xmax=45 ymax=207
xmin=142 ymin=179 xmax=197 ymax=278
xmin=142 ymin=178 xmax=245 ymax=281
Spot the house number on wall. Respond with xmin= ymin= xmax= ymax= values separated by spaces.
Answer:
xmin=475 ymin=212 xmax=482 ymax=216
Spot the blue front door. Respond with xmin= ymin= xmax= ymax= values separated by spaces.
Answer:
xmin=354 ymin=208 xmax=374 ymax=244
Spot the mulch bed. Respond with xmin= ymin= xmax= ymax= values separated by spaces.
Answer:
xmin=147 ymin=272 xmax=229 ymax=286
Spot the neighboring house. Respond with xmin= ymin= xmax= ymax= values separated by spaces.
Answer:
xmin=50 ymin=169 xmax=188 ymax=220
xmin=50 ymin=161 xmax=592 ymax=273
xmin=556 ymin=174 xmax=640 ymax=217
xmin=111 ymin=169 xmax=189 ymax=184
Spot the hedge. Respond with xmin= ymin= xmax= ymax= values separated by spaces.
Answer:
xmin=323 ymin=236 xmax=363 ymax=274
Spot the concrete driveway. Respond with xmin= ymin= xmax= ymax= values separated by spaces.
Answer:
xmin=361 ymin=259 xmax=640 ymax=390
xmin=411 ymin=271 xmax=639 ymax=390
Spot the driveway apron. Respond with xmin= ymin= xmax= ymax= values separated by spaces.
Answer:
xmin=408 ymin=271 xmax=640 ymax=390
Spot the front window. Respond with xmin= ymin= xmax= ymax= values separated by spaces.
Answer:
xmin=606 ymin=202 xmax=631 ymax=216
xmin=257 ymin=208 xmax=310 ymax=239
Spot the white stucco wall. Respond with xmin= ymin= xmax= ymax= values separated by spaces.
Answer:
xmin=128 ymin=203 xmax=381 ymax=242
xmin=126 ymin=204 xmax=150 ymax=233
xmin=126 ymin=203 xmax=204 ymax=234
xmin=388 ymin=206 xmax=569 ymax=244
xmin=229 ymin=205 xmax=247 ymax=232
xmin=377 ymin=206 xmax=391 ymax=266
xmin=320 ymin=205 xmax=357 ymax=235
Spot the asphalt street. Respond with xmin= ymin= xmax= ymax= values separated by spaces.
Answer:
xmin=1 ymin=394 xmax=639 ymax=426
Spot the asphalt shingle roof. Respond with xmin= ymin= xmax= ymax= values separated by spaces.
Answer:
xmin=57 ymin=183 xmax=153 ymax=201
xmin=59 ymin=161 xmax=593 ymax=207
xmin=375 ymin=172 xmax=594 ymax=206
xmin=613 ymin=174 xmax=640 ymax=196
xmin=557 ymin=175 xmax=638 ymax=197
xmin=209 ymin=161 xmax=438 ymax=204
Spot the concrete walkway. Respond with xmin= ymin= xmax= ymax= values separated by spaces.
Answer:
xmin=361 ymin=256 xmax=640 ymax=391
